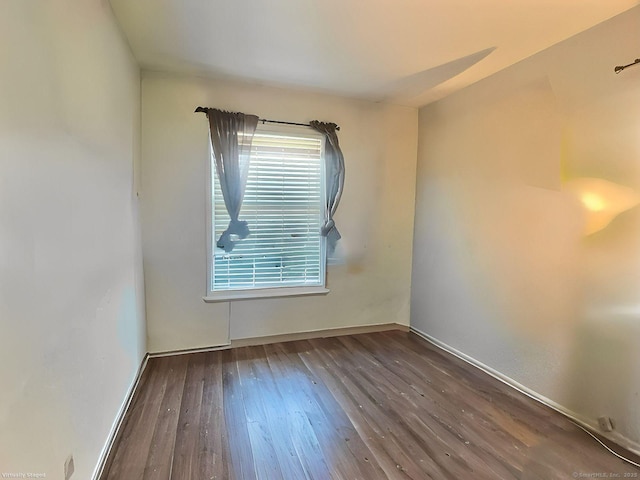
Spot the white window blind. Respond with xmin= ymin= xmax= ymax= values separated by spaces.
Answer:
xmin=210 ymin=126 xmax=325 ymax=292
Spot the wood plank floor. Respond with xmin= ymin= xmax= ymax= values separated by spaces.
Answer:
xmin=100 ymin=331 xmax=640 ymax=479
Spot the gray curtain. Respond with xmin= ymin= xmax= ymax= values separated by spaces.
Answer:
xmin=310 ymin=121 xmax=345 ymax=254
xmin=205 ymin=108 xmax=259 ymax=252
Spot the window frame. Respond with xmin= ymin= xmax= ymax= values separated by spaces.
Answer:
xmin=203 ymin=123 xmax=330 ymax=302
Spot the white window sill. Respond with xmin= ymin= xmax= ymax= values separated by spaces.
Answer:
xmin=203 ymin=286 xmax=330 ymax=302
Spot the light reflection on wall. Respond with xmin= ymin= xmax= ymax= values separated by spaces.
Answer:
xmin=563 ymin=177 xmax=640 ymax=235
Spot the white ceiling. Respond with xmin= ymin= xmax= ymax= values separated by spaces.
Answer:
xmin=109 ymin=0 xmax=638 ymax=106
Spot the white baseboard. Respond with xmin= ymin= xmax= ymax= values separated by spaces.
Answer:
xmin=410 ymin=326 xmax=640 ymax=457
xmin=148 ymin=323 xmax=409 ymax=357
xmin=149 ymin=343 xmax=232 ymax=358
xmin=92 ymin=353 xmax=150 ymax=480
xmin=231 ymin=322 xmax=409 ymax=348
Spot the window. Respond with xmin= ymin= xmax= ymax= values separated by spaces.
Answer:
xmin=205 ymin=124 xmax=328 ymax=300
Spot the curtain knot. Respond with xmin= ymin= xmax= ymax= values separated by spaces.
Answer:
xmin=217 ymin=220 xmax=250 ymax=253
xmin=321 ymin=219 xmax=341 ymax=254
xmin=320 ymin=219 xmax=335 ymax=237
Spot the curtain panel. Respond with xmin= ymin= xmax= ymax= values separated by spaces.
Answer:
xmin=310 ymin=120 xmax=345 ymax=254
xmin=205 ymin=108 xmax=259 ymax=252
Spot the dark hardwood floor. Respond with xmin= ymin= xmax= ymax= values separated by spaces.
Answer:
xmin=100 ymin=331 xmax=640 ymax=479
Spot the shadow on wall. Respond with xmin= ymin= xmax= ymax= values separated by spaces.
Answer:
xmin=565 ymin=313 xmax=638 ymax=430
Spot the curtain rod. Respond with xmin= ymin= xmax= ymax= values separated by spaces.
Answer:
xmin=614 ymin=58 xmax=640 ymax=74
xmin=194 ymin=107 xmax=340 ymax=131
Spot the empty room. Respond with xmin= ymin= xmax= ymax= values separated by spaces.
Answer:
xmin=3 ymin=0 xmax=640 ymax=478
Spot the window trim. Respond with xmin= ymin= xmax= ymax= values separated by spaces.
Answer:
xmin=203 ymin=285 xmax=330 ymax=302
xmin=204 ymin=123 xmax=329 ymax=300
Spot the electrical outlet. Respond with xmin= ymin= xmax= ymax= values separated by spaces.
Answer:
xmin=597 ymin=416 xmax=614 ymax=432
xmin=64 ymin=454 xmax=74 ymax=480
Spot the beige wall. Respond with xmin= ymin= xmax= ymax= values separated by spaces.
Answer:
xmin=0 ymin=1 xmax=145 ymax=478
xmin=412 ymin=6 xmax=640 ymax=450
xmin=141 ymin=72 xmax=418 ymax=352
